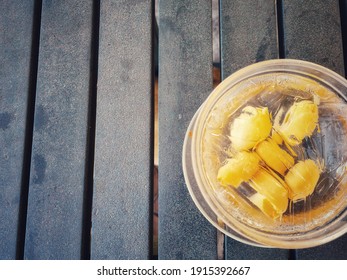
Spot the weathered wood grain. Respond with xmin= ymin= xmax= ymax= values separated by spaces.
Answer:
xmin=0 ymin=0 xmax=35 ymax=260
xmin=24 ymin=0 xmax=93 ymax=259
xmin=91 ymin=0 xmax=154 ymax=259
xmin=158 ymin=0 xmax=217 ymax=259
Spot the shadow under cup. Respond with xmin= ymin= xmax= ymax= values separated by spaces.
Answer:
xmin=183 ymin=59 xmax=347 ymax=249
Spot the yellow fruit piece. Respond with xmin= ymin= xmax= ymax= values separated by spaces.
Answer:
xmin=279 ymin=100 xmax=319 ymax=146
xmin=249 ymin=193 xmax=282 ymax=219
xmin=217 ymin=152 xmax=260 ymax=187
xmin=256 ymin=139 xmax=295 ymax=175
xmin=271 ymin=129 xmax=283 ymax=145
xmin=249 ymin=168 xmax=289 ymax=216
xmin=229 ymin=106 xmax=272 ymax=150
xmin=285 ymin=159 xmax=320 ymax=201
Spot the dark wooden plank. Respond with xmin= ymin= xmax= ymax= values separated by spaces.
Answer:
xmin=0 ymin=0 xmax=35 ymax=260
xmin=24 ymin=0 xmax=93 ymax=259
xmin=283 ymin=0 xmax=345 ymax=76
xmin=297 ymin=235 xmax=347 ymax=260
xmin=158 ymin=0 xmax=217 ymax=259
xmin=282 ymin=0 xmax=347 ymax=259
xmin=90 ymin=0 xmax=153 ymax=260
xmin=220 ymin=0 xmax=289 ymax=259
xmin=226 ymin=239 xmax=291 ymax=260
xmin=220 ymin=0 xmax=279 ymax=78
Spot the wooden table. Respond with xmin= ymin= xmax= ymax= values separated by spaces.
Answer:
xmin=1 ymin=0 xmax=347 ymax=260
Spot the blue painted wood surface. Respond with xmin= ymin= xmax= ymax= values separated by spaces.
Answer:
xmin=24 ymin=0 xmax=93 ymax=259
xmin=158 ymin=0 xmax=218 ymax=259
xmin=91 ymin=0 xmax=154 ymax=260
xmin=0 ymin=0 xmax=36 ymax=260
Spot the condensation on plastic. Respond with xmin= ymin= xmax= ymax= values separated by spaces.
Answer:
xmin=183 ymin=59 xmax=347 ymax=249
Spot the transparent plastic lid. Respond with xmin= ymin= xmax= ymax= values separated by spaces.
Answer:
xmin=183 ymin=59 xmax=347 ymax=248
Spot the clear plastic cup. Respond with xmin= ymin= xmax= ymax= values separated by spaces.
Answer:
xmin=183 ymin=59 xmax=347 ymax=248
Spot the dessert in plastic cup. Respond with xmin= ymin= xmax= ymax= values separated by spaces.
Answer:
xmin=183 ymin=59 xmax=347 ymax=248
